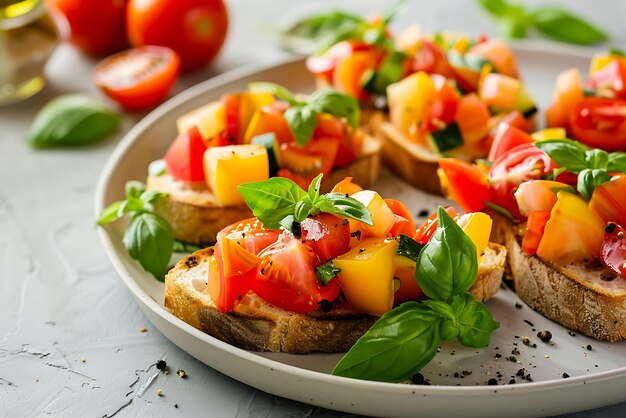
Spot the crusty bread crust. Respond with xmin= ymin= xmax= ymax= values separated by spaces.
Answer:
xmin=491 ymin=215 xmax=626 ymax=341
xmin=369 ymin=113 xmax=442 ymax=195
xmin=165 ymin=242 xmax=506 ymax=353
xmin=147 ymin=136 xmax=382 ymax=244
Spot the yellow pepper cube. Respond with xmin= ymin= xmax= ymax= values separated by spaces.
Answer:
xmin=456 ymin=212 xmax=492 ymax=265
xmin=333 ymin=238 xmax=399 ymax=316
xmin=387 ymin=72 xmax=435 ymax=136
xmin=350 ymin=190 xmax=396 ymax=238
xmin=531 ymin=128 xmax=567 ymax=141
xmin=204 ymin=144 xmax=269 ymax=206
xmin=176 ymin=101 xmax=225 ymax=140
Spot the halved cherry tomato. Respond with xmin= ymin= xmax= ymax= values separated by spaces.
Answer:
xmin=601 ymin=222 xmax=626 ymax=278
xmin=216 ymin=217 xmax=281 ymax=255
xmin=385 ymin=198 xmax=417 ymax=237
xmin=301 ymin=213 xmax=350 ymax=264
xmin=411 ymin=40 xmax=450 ymax=77
xmin=438 ymin=158 xmax=490 ymax=213
xmin=590 ymin=176 xmax=626 ymax=227
xmin=569 ymin=97 xmax=626 ymax=151
xmin=521 ymin=210 xmax=551 ymax=256
xmin=278 ymin=137 xmax=339 ymax=189
xmin=414 ymin=207 xmax=458 ymax=244
xmin=588 ymin=59 xmax=626 ymax=99
xmin=306 ymin=40 xmax=373 ymax=81
xmin=489 ymin=143 xmax=556 ymax=218
xmin=94 ymin=46 xmax=180 ymax=111
xmin=163 ymin=126 xmax=206 ymax=182
xmin=254 ymin=233 xmax=341 ymax=314
xmin=487 ymin=123 xmax=534 ymax=162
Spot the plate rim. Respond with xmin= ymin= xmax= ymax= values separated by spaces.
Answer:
xmin=95 ymin=47 xmax=626 ymax=412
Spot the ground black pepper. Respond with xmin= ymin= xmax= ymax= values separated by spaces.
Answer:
xmin=562 ymin=372 xmax=570 ymax=378
xmin=515 ymin=303 xmax=523 ymax=309
xmin=488 ymin=378 xmax=498 ymax=385
xmin=156 ymin=360 xmax=167 ymax=370
xmin=537 ymin=330 xmax=552 ymax=342
xmin=586 ymin=344 xmax=593 ymax=351
xmin=411 ymin=373 xmax=425 ymax=384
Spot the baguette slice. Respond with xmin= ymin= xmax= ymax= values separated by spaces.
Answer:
xmin=164 ymin=243 xmax=507 ymax=354
xmin=491 ymin=215 xmax=626 ymax=341
xmin=148 ymin=136 xmax=382 ymax=244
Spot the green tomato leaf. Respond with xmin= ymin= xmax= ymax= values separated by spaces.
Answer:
xmin=415 ymin=207 xmax=477 ymax=302
xmin=585 ymin=149 xmax=609 ymax=170
xmin=308 ymin=88 xmax=361 ymax=130
xmin=123 ymin=213 xmax=174 ymax=281
xmin=27 ymin=95 xmax=121 ymax=148
xmin=532 ymin=6 xmax=608 ymax=45
xmin=396 ymin=234 xmax=424 ymax=262
xmin=315 ymin=261 xmax=341 ymax=286
xmin=608 ymin=152 xmax=626 ymax=173
xmin=248 ymin=82 xmax=300 ymax=106
xmin=577 ymin=168 xmax=610 ymax=201
xmin=332 ymin=302 xmax=441 ymax=382
xmin=97 ymin=201 xmax=124 ymax=225
xmin=534 ymin=139 xmax=588 ymax=174
xmin=238 ymin=177 xmax=307 ymax=230
xmin=457 ymin=302 xmax=500 ymax=348
xmin=315 ymin=193 xmax=373 ymax=226
xmin=284 ymin=105 xmax=319 ymax=147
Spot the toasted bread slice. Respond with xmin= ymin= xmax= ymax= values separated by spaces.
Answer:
xmin=148 ymin=136 xmax=382 ymax=244
xmin=369 ymin=113 xmax=442 ymax=195
xmin=491 ymin=215 xmax=626 ymax=341
xmin=164 ymin=243 xmax=507 ymax=354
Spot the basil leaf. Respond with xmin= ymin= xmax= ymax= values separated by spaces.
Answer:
xmin=279 ymin=215 xmax=296 ymax=233
xmin=294 ymin=199 xmax=313 ymax=223
xmin=316 ymin=261 xmax=341 ymax=285
xmin=248 ymin=82 xmax=299 ymax=106
xmin=97 ymin=201 xmax=124 ymax=225
xmin=27 ymin=95 xmax=121 ymax=148
xmin=309 ymin=89 xmax=360 ymax=130
xmin=478 ymin=0 xmax=511 ymax=17
xmin=534 ymin=139 xmax=588 ymax=174
xmin=381 ymin=0 xmax=413 ymax=24
xmin=148 ymin=159 xmax=166 ymax=177
xmin=415 ymin=207 xmax=477 ymax=302
xmin=457 ymin=302 xmax=500 ymax=348
xmin=284 ymin=105 xmax=319 ymax=147
xmin=396 ymin=235 xmax=424 ymax=262
xmin=484 ymin=202 xmax=516 ymax=224
xmin=608 ymin=152 xmax=626 ymax=173
xmin=422 ymin=300 xmax=459 ymax=340
xmin=366 ymin=50 xmax=407 ymax=95
xmin=316 ymin=193 xmax=373 ymax=226
xmin=585 ymin=149 xmax=609 ymax=170
xmin=450 ymin=293 xmax=479 ymax=337
xmin=125 ymin=181 xmax=146 ymax=199
xmin=423 ymin=293 xmax=478 ymax=341
xmin=118 ymin=197 xmax=145 ymax=217
xmin=238 ymin=178 xmax=307 ymax=230
xmin=140 ymin=190 xmax=168 ymax=206
xmin=332 ymin=302 xmax=441 ymax=382
xmin=308 ymin=173 xmax=323 ymax=203
xmin=532 ymin=6 xmax=608 ymax=45
xmin=173 ymin=240 xmax=205 ymax=253
xmin=550 ymin=166 xmax=567 ymax=181
xmin=123 ymin=213 xmax=174 ymax=281
xmin=577 ymin=168 xmax=610 ymax=201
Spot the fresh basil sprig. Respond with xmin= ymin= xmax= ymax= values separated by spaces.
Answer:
xmin=275 ymin=0 xmax=411 ymax=54
xmin=98 ymin=181 xmax=174 ymax=280
xmin=333 ymin=208 xmax=499 ymax=382
xmin=535 ymin=139 xmax=626 ymax=200
xmin=249 ymin=83 xmax=360 ymax=148
xmin=478 ymin=0 xmax=608 ymax=45
xmin=316 ymin=261 xmax=342 ymax=286
xmin=238 ymin=174 xmax=372 ymax=233
xmin=28 ymin=95 xmax=121 ymax=148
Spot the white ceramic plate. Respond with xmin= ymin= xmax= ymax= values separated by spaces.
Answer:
xmin=96 ymin=47 xmax=626 ymax=418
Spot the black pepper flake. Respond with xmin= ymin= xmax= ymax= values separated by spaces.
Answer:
xmin=567 ymin=330 xmax=576 ymax=337
xmin=488 ymin=378 xmax=498 ymax=385
xmin=562 ymin=372 xmax=570 ymax=378
xmin=185 ymin=257 xmax=198 ymax=268
xmin=516 ymin=369 xmax=525 ymax=377
xmin=175 ymin=404 xmax=179 ymax=409
xmin=358 ymin=248 xmax=366 ymax=253
xmin=511 ymin=348 xmax=520 ymax=356
xmin=586 ymin=344 xmax=593 ymax=351
xmin=525 ymin=374 xmax=533 ymax=382
xmin=605 ymin=223 xmax=617 ymax=234
xmin=454 ymin=372 xmax=460 ymax=378
xmin=350 ymin=230 xmax=362 ymax=240
xmin=507 ymin=356 xmax=518 ymax=362
xmin=411 ymin=373 xmax=425 ymax=385
xmin=524 ymin=320 xmax=534 ymax=327
xmin=537 ymin=330 xmax=552 ymax=342
xmin=237 ymin=294 xmax=243 ymax=301
xmin=515 ymin=303 xmax=523 ymax=309
xmin=509 ymin=379 xmax=516 ymax=384
xmin=462 ymin=370 xmax=472 ymax=376
xmin=156 ymin=360 xmax=167 ymax=370
xmin=318 ymin=299 xmax=333 ymax=313
xmin=418 ymin=209 xmax=430 ymax=217
xmin=494 ymin=353 xmax=502 ymax=359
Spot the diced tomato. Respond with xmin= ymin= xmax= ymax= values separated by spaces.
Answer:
xmin=278 ymin=137 xmax=339 ymax=189
xmin=521 ymin=210 xmax=551 ymax=256
xmin=568 ymin=97 xmax=626 ymax=151
xmin=163 ymin=126 xmax=207 ymax=182
xmin=331 ymin=177 xmax=363 ymax=196
xmin=422 ymin=74 xmax=460 ymax=131
xmin=220 ymin=93 xmax=240 ymax=144
xmin=313 ymin=115 xmax=358 ymax=167
xmin=254 ymin=233 xmax=341 ymax=314
xmin=488 ymin=143 xmax=556 ymax=219
xmin=216 ymin=217 xmax=281 ymax=255
xmin=514 ymin=180 xmax=569 ymax=217
xmin=306 ymin=40 xmax=372 ymax=81
xmin=467 ymin=39 xmax=519 ymax=79
xmin=414 ymin=207 xmax=458 ymax=244
xmin=244 ymin=104 xmax=294 ymax=145
xmin=211 ymin=236 xmax=260 ymax=313
xmin=438 ymin=158 xmax=490 ymax=213
xmin=454 ymin=93 xmax=491 ymax=145
xmin=393 ymin=266 xmax=423 ymax=304
xmin=588 ymin=59 xmax=626 ymax=99
xmin=410 ymin=40 xmax=450 ymax=76
xmin=333 ymin=49 xmax=383 ymax=100
xmin=590 ymin=176 xmax=626 ymax=227
xmin=601 ymin=222 xmax=626 ymax=278
xmin=301 ymin=213 xmax=350 ymax=265
xmin=385 ymin=198 xmax=417 ymax=237
xmin=487 ymin=123 xmax=534 ymax=162
xmin=545 ymin=68 xmax=584 ymax=129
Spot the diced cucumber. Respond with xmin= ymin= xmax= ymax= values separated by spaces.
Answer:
xmin=428 ymin=123 xmax=464 ymax=153
xmin=251 ymin=132 xmax=280 ymax=176
xmin=514 ymin=85 xmax=537 ymax=116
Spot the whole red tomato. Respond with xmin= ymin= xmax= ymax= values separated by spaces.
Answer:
xmin=126 ymin=0 xmax=228 ymax=71
xmin=45 ymin=0 xmax=128 ymax=55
